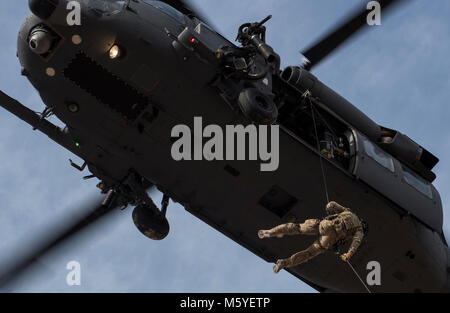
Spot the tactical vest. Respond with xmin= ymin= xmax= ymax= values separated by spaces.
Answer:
xmin=335 ymin=210 xmax=362 ymax=233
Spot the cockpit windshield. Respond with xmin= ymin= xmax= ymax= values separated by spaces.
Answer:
xmin=83 ymin=0 xmax=128 ymax=15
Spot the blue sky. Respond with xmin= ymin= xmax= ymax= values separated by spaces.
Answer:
xmin=0 ymin=0 xmax=449 ymax=292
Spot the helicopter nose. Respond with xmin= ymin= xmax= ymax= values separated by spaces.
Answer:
xmin=29 ymin=0 xmax=59 ymax=20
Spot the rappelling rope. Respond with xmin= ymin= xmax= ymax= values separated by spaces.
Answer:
xmin=346 ymin=260 xmax=372 ymax=293
xmin=303 ymin=91 xmax=372 ymax=294
xmin=304 ymin=91 xmax=330 ymax=204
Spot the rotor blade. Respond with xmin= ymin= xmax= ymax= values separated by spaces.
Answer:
xmin=301 ymin=0 xmax=407 ymax=71
xmin=0 ymin=195 xmax=119 ymax=287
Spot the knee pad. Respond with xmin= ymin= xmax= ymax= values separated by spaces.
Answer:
xmin=286 ymin=223 xmax=301 ymax=233
xmin=312 ymin=241 xmax=326 ymax=252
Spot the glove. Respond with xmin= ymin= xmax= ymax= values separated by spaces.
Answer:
xmin=340 ymin=253 xmax=350 ymax=262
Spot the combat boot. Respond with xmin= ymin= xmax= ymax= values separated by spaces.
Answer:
xmin=258 ymin=230 xmax=270 ymax=239
xmin=273 ymin=259 xmax=287 ymax=273
xmin=258 ymin=230 xmax=284 ymax=239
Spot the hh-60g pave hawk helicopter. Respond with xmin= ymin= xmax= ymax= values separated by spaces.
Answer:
xmin=0 ymin=0 xmax=448 ymax=292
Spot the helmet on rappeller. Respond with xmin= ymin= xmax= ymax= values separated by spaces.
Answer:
xmin=325 ymin=201 xmax=342 ymax=215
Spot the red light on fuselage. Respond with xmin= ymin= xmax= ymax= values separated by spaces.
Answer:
xmin=190 ymin=37 xmax=196 ymax=44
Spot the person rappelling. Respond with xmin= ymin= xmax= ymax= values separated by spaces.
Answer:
xmin=258 ymin=201 xmax=366 ymax=273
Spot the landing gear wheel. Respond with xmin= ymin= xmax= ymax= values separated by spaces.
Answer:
xmin=132 ymin=204 xmax=170 ymax=240
xmin=238 ymin=87 xmax=278 ymax=125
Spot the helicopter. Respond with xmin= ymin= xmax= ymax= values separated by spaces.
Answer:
xmin=0 ymin=0 xmax=448 ymax=292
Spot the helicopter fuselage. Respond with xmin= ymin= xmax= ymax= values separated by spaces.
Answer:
xmin=13 ymin=0 xmax=449 ymax=292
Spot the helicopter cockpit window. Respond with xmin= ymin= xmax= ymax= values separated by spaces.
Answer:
xmin=362 ymin=137 xmax=395 ymax=172
xmin=83 ymin=0 xmax=128 ymax=15
xmin=402 ymin=166 xmax=433 ymax=199
xmin=142 ymin=0 xmax=186 ymax=24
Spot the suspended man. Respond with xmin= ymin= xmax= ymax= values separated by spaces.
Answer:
xmin=258 ymin=201 xmax=365 ymax=273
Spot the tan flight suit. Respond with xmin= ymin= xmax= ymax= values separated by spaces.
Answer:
xmin=259 ymin=201 xmax=364 ymax=273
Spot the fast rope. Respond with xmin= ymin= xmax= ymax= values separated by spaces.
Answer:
xmin=303 ymin=91 xmax=372 ymax=294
